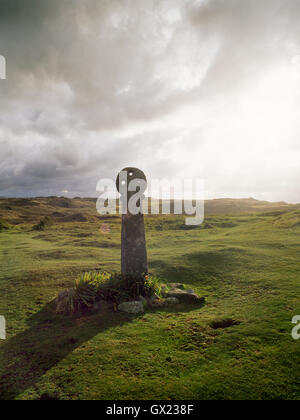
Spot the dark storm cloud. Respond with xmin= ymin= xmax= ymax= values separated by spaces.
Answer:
xmin=0 ymin=0 xmax=300 ymax=200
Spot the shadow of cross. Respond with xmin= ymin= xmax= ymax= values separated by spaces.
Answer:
xmin=0 ymin=303 xmax=142 ymax=400
xmin=0 ymin=301 xmax=201 ymax=400
xmin=116 ymin=167 xmax=148 ymax=278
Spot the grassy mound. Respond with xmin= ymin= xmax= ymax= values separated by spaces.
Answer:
xmin=55 ymin=272 xmax=162 ymax=314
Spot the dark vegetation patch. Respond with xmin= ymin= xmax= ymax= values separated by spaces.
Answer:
xmin=73 ymin=240 xmax=119 ymax=248
xmin=37 ymin=251 xmax=69 ymax=260
xmin=97 ymin=215 xmax=119 ymax=221
xmin=51 ymin=211 xmax=64 ymax=217
xmin=216 ymin=221 xmax=238 ymax=228
xmin=33 ymin=216 xmax=53 ymax=231
xmin=12 ymin=198 xmax=39 ymax=207
xmin=180 ymin=224 xmax=199 ymax=230
xmin=0 ymin=219 xmax=12 ymax=231
xmin=75 ymin=233 xmax=90 ymax=238
xmin=210 ymin=318 xmax=241 ymax=330
xmin=55 ymin=272 xmax=162 ymax=314
xmin=62 ymin=213 xmax=88 ymax=222
xmin=48 ymin=197 xmax=73 ymax=208
xmin=32 ymin=234 xmax=56 ymax=241
xmin=39 ymin=392 xmax=60 ymax=401
xmin=263 ymin=210 xmax=288 ymax=217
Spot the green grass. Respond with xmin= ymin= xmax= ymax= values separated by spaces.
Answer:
xmin=0 ymin=198 xmax=300 ymax=400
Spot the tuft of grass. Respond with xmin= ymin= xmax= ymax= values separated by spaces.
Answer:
xmin=56 ymin=272 xmax=163 ymax=314
xmin=144 ymin=274 xmax=162 ymax=297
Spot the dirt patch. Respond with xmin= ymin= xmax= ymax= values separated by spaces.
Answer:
xmin=210 ymin=318 xmax=241 ymax=330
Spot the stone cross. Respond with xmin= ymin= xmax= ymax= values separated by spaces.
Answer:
xmin=116 ymin=167 xmax=148 ymax=278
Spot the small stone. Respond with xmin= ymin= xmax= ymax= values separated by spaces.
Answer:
xmin=185 ymin=289 xmax=195 ymax=294
xmin=165 ymin=297 xmax=180 ymax=305
xmin=165 ymin=288 xmax=205 ymax=304
xmin=118 ymin=301 xmax=144 ymax=314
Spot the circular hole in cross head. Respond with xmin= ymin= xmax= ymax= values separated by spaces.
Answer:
xmin=129 ymin=171 xmax=133 ymax=177
xmin=121 ymin=180 xmax=126 ymax=185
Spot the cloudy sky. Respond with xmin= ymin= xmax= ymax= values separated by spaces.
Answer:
xmin=0 ymin=0 xmax=299 ymax=202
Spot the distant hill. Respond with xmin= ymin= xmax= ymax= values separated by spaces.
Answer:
xmin=203 ymin=197 xmax=299 ymax=214
xmin=0 ymin=196 xmax=299 ymax=225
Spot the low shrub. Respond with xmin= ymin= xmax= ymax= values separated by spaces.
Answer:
xmin=56 ymin=271 xmax=163 ymax=314
xmin=0 ymin=219 xmax=12 ymax=232
xmin=33 ymin=216 xmax=53 ymax=231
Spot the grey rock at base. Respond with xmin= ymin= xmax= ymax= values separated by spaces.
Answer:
xmin=164 ymin=297 xmax=180 ymax=305
xmin=165 ymin=288 xmax=205 ymax=304
xmin=118 ymin=301 xmax=144 ymax=314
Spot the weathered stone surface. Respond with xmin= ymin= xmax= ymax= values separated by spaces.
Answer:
xmin=164 ymin=297 xmax=180 ymax=305
xmin=121 ymin=213 xmax=148 ymax=276
xmin=118 ymin=301 xmax=144 ymax=314
xmin=165 ymin=288 xmax=205 ymax=304
xmin=116 ymin=167 xmax=148 ymax=277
